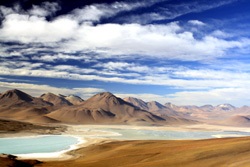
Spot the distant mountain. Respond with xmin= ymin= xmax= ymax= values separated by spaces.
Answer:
xmin=123 ymin=97 xmax=191 ymax=121
xmin=200 ymin=105 xmax=214 ymax=112
xmin=123 ymin=97 xmax=167 ymax=111
xmin=0 ymin=89 xmax=244 ymax=126
xmin=47 ymin=92 xmax=166 ymax=125
xmin=234 ymin=106 xmax=250 ymax=115
xmin=223 ymin=115 xmax=250 ymax=127
xmin=165 ymin=102 xmax=178 ymax=110
xmin=165 ymin=103 xmax=239 ymax=121
xmin=40 ymin=93 xmax=72 ymax=106
xmin=147 ymin=101 xmax=166 ymax=111
xmin=123 ymin=97 xmax=148 ymax=110
xmin=215 ymin=104 xmax=236 ymax=111
xmin=64 ymin=95 xmax=84 ymax=105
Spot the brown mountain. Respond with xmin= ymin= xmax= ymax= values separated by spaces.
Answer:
xmin=40 ymin=93 xmax=72 ymax=106
xmin=64 ymin=95 xmax=84 ymax=105
xmin=0 ymin=89 xmax=50 ymax=107
xmin=0 ymin=90 xmax=197 ymax=125
xmin=223 ymin=115 xmax=250 ymax=127
xmin=0 ymin=89 xmax=34 ymax=106
xmin=0 ymin=89 xmax=57 ymax=123
xmin=123 ymin=97 xmax=148 ymax=110
xmin=123 ymin=97 xmax=168 ymax=111
xmin=124 ymin=97 xmax=182 ymax=118
xmin=47 ymin=92 xmax=165 ymax=125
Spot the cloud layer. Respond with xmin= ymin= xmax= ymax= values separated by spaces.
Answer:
xmin=0 ymin=1 xmax=247 ymax=61
xmin=0 ymin=0 xmax=250 ymax=106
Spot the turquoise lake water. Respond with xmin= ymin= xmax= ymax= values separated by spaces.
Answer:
xmin=1 ymin=129 xmax=250 ymax=156
xmin=97 ymin=128 xmax=250 ymax=140
xmin=0 ymin=135 xmax=79 ymax=154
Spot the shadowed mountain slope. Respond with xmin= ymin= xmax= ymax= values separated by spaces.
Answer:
xmin=0 ymin=89 xmax=56 ymax=123
xmin=47 ymin=92 xmax=166 ymax=125
xmin=64 ymin=95 xmax=84 ymax=105
xmin=223 ymin=115 xmax=250 ymax=127
xmin=40 ymin=93 xmax=72 ymax=106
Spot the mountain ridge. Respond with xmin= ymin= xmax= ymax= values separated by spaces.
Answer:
xmin=0 ymin=89 xmax=249 ymax=126
xmin=47 ymin=92 xmax=166 ymax=125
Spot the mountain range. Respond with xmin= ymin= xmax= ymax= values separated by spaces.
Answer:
xmin=0 ymin=89 xmax=249 ymax=126
xmin=123 ymin=97 xmax=250 ymax=126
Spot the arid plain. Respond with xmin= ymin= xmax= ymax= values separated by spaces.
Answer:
xmin=1 ymin=89 xmax=250 ymax=167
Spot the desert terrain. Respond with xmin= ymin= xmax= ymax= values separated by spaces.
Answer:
xmin=1 ymin=89 xmax=250 ymax=167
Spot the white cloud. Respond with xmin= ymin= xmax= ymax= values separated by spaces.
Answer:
xmin=0 ymin=2 xmax=247 ymax=61
xmin=118 ymin=0 xmax=237 ymax=24
xmin=211 ymin=30 xmax=231 ymax=38
xmin=0 ymin=13 xmax=78 ymax=43
xmin=188 ymin=20 xmax=206 ymax=26
xmin=2 ymin=59 xmax=250 ymax=91
xmin=0 ymin=6 xmax=15 ymax=16
xmin=32 ymin=53 xmax=90 ymax=62
xmin=71 ymin=1 xmax=160 ymax=23
xmin=28 ymin=2 xmax=60 ymax=17
xmin=59 ymin=23 xmax=245 ymax=61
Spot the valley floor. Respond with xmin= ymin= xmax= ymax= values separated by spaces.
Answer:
xmin=2 ymin=124 xmax=250 ymax=167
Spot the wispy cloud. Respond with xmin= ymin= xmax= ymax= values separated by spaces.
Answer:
xmin=1 ymin=59 xmax=250 ymax=92
xmin=71 ymin=1 xmax=156 ymax=23
xmin=115 ymin=0 xmax=238 ymax=24
xmin=28 ymin=2 xmax=60 ymax=17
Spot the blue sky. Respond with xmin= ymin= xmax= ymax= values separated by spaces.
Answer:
xmin=0 ymin=0 xmax=250 ymax=106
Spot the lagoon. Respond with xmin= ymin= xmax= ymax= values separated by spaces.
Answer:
xmin=0 ymin=135 xmax=79 ymax=155
xmin=93 ymin=128 xmax=250 ymax=140
xmin=2 ymin=126 xmax=250 ymax=158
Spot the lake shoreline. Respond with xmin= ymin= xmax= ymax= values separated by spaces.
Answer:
xmin=2 ymin=124 xmax=250 ymax=162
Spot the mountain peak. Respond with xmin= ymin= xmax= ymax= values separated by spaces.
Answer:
xmin=165 ymin=102 xmax=177 ymax=109
xmin=41 ymin=92 xmax=57 ymax=97
xmin=91 ymin=92 xmax=121 ymax=103
xmin=82 ymin=92 xmax=135 ymax=111
xmin=40 ymin=92 xmax=72 ymax=106
xmin=0 ymin=89 xmax=33 ymax=102
xmin=123 ymin=97 xmax=148 ymax=110
xmin=147 ymin=101 xmax=166 ymax=111
xmin=97 ymin=92 xmax=115 ymax=98
xmin=217 ymin=104 xmax=236 ymax=111
xmin=65 ymin=95 xmax=84 ymax=105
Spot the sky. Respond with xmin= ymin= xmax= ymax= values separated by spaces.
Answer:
xmin=0 ymin=0 xmax=250 ymax=106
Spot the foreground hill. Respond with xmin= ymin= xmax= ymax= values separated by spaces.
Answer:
xmin=0 ymin=118 xmax=65 ymax=134
xmin=37 ymin=137 xmax=250 ymax=167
